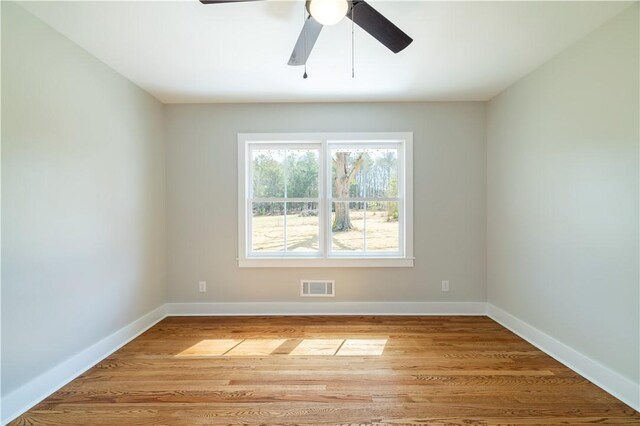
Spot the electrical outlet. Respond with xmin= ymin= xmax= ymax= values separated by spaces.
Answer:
xmin=198 ymin=281 xmax=207 ymax=292
xmin=441 ymin=280 xmax=450 ymax=292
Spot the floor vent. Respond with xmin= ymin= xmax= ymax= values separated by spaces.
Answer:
xmin=301 ymin=280 xmax=335 ymax=297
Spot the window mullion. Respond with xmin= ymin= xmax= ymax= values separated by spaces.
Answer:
xmin=324 ymin=140 xmax=331 ymax=259
xmin=363 ymin=201 xmax=367 ymax=253
xmin=322 ymin=140 xmax=327 ymax=259
xmin=331 ymin=197 xmax=400 ymax=202
xmin=283 ymin=148 xmax=288 ymax=253
xmin=283 ymin=201 xmax=288 ymax=254
xmin=252 ymin=198 xmax=318 ymax=203
xmin=363 ymin=166 xmax=367 ymax=253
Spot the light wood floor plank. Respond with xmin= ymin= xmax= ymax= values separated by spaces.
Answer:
xmin=9 ymin=316 xmax=639 ymax=425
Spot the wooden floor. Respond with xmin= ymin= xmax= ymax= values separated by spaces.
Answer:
xmin=11 ymin=316 xmax=639 ymax=425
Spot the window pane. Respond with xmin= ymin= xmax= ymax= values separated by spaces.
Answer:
xmin=286 ymin=202 xmax=319 ymax=252
xmin=331 ymin=148 xmax=365 ymax=198
xmin=331 ymin=147 xmax=399 ymax=198
xmin=286 ymin=149 xmax=319 ymax=198
xmin=331 ymin=202 xmax=364 ymax=252
xmin=252 ymin=149 xmax=285 ymax=198
xmin=366 ymin=202 xmax=400 ymax=252
xmin=252 ymin=202 xmax=284 ymax=252
xmin=365 ymin=148 xmax=399 ymax=198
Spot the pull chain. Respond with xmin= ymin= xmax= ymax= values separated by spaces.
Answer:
xmin=351 ymin=3 xmax=355 ymax=78
xmin=303 ymin=1 xmax=308 ymax=79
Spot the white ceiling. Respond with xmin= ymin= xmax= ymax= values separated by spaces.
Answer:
xmin=20 ymin=1 xmax=631 ymax=103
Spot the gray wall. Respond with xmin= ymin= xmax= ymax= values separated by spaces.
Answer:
xmin=487 ymin=4 xmax=639 ymax=384
xmin=165 ymin=102 xmax=486 ymax=303
xmin=1 ymin=2 xmax=167 ymax=396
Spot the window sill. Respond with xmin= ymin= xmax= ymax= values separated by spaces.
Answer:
xmin=238 ymin=257 xmax=414 ymax=268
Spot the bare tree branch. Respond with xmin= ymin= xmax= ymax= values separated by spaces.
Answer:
xmin=347 ymin=153 xmax=364 ymax=180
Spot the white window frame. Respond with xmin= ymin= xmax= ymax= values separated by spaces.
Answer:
xmin=238 ymin=132 xmax=414 ymax=268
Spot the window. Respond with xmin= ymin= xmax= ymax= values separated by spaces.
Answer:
xmin=238 ymin=133 xmax=413 ymax=267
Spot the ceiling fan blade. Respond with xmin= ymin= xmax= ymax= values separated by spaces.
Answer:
xmin=200 ymin=0 xmax=263 ymax=4
xmin=288 ymin=16 xmax=323 ymax=66
xmin=347 ymin=0 xmax=412 ymax=54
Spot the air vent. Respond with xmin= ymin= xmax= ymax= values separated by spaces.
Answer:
xmin=300 ymin=280 xmax=335 ymax=297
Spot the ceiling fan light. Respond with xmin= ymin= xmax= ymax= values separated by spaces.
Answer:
xmin=309 ymin=0 xmax=349 ymax=26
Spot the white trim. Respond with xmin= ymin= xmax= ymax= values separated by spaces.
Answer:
xmin=1 ymin=305 xmax=167 ymax=425
xmin=238 ymin=137 xmax=247 ymax=262
xmin=237 ymin=132 xmax=414 ymax=267
xmin=238 ymin=257 xmax=414 ymax=268
xmin=240 ymin=132 xmax=410 ymax=143
xmin=165 ymin=302 xmax=486 ymax=316
xmin=403 ymin=134 xmax=414 ymax=261
xmin=487 ymin=303 xmax=640 ymax=411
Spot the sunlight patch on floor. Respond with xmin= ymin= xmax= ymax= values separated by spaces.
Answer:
xmin=336 ymin=339 xmax=388 ymax=356
xmin=176 ymin=339 xmax=242 ymax=357
xmin=289 ymin=339 xmax=344 ymax=355
xmin=225 ymin=339 xmax=287 ymax=356
xmin=175 ymin=338 xmax=388 ymax=357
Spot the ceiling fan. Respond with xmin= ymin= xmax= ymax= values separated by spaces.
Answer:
xmin=200 ymin=0 xmax=413 ymax=66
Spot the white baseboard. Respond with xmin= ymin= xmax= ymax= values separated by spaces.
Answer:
xmin=164 ymin=301 xmax=487 ymax=316
xmin=1 ymin=304 xmax=167 ymax=425
xmin=487 ymin=303 xmax=640 ymax=411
